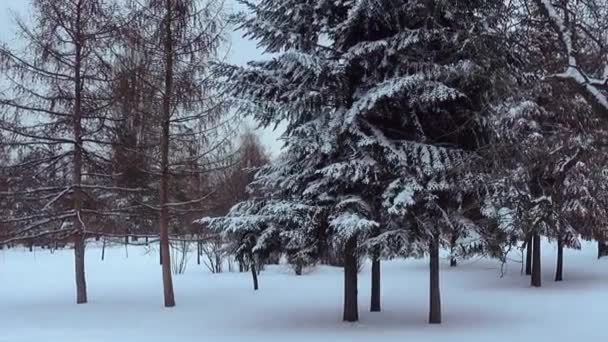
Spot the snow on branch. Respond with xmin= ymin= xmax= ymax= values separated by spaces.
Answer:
xmin=534 ymin=0 xmax=608 ymax=116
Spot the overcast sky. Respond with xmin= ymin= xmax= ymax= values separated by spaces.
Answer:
xmin=0 ymin=0 xmax=284 ymax=156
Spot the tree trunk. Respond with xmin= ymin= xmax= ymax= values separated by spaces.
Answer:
xmin=238 ymin=256 xmax=244 ymax=272
xmin=74 ymin=233 xmax=87 ymax=304
xmin=555 ymin=238 xmax=563 ymax=282
xmin=343 ymin=236 xmax=359 ymax=322
xmin=525 ymin=235 xmax=533 ymax=275
xmin=449 ymin=232 xmax=457 ymax=267
xmin=429 ymin=232 xmax=441 ymax=324
xmin=295 ymin=262 xmax=303 ymax=276
xmin=370 ymin=256 xmax=381 ymax=312
xmin=73 ymin=9 xmax=87 ymax=304
xmin=598 ymin=241 xmax=608 ymax=259
xmin=159 ymin=0 xmax=176 ymax=308
xmin=196 ymin=238 xmax=201 ymax=265
xmin=531 ymin=234 xmax=541 ymax=287
xmin=250 ymin=253 xmax=259 ymax=290
xmin=216 ymin=254 xmax=222 ymax=273
xmin=101 ymin=237 xmax=106 ymax=261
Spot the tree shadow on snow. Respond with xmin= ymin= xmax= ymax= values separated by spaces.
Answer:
xmin=240 ymin=304 xmax=519 ymax=334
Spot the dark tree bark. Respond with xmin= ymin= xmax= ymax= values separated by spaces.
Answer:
xmin=343 ymin=236 xmax=359 ymax=322
xmin=197 ymin=237 xmax=201 ymax=265
xmin=159 ymin=0 xmax=176 ymax=308
xmin=101 ymin=238 xmax=106 ymax=261
xmin=370 ymin=256 xmax=381 ymax=312
xmin=295 ymin=263 xmax=303 ymax=276
xmin=449 ymin=232 xmax=457 ymax=267
xmin=555 ymin=238 xmax=563 ymax=282
xmin=238 ymin=255 xmax=244 ymax=272
xmin=250 ymin=253 xmax=259 ymax=290
xmin=74 ymin=233 xmax=87 ymax=304
xmin=73 ymin=12 xmax=87 ymax=304
xmin=429 ymin=232 xmax=442 ymax=324
xmin=531 ymin=234 xmax=541 ymax=287
xmin=598 ymin=241 xmax=608 ymax=259
xmin=525 ymin=235 xmax=533 ymax=275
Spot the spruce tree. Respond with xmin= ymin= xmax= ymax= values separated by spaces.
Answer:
xmin=214 ymin=0 xmax=517 ymax=323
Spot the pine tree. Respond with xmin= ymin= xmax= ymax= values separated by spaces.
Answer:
xmin=214 ymin=0 xmax=518 ymax=323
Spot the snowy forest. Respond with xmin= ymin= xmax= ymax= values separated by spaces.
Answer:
xmin=2 ymin=0 xmax=608 ymax=340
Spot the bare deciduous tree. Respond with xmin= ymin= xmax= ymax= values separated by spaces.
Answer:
xmin=0 ymin=0 xmax=124 ymax=304
xmin=120 ymin=0 xmax=230 ymax=307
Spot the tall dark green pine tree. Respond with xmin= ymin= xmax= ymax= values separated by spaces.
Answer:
xmin=214 ymin=0 xmax=516 ymax=323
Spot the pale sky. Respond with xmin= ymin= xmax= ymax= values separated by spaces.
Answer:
xmin=0 ymin=0 xmax=285 ymax=156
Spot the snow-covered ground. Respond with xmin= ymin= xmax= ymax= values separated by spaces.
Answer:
xmin=1 ymin=240 xmax=606 ymax=342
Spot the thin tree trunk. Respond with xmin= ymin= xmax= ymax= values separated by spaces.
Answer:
xmin=555 ymin=238 xmax=563 ymax=282
xmin=196 ymin=237 xmax=201 ymax=266
xmin=449 ymin=232 xmax=457 ymax=267
xmin=73 ymin=6 xmax=87 ymax=304
xmin=531 ymin=234 xmax=541 ymax=287
xmin=159 ymin=0 xmax=176 ymax=308
xmin=343 ymin=236 xmax=358 ymax=322
xmin=250 ymin=253 xmax=259 ymax=290
xmin=429 ymin=232 xmax=441 ymax=324
xmin=101 ymin=237 xmax=106 ymax=261
xmin=370 ymin=256 xmax=381 ymax=312
xmin=525 ymin=235 xmax=533 ymax=275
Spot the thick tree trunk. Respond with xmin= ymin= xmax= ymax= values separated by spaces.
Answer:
xmin=343 ymin=236 xmax=359 ymax=322
xmin=429 ymin=233 xmax=441 ymax=324
xmin=158 ymin=0 xmax=176 ymax=308
xmin=555 ymin=238 xmax=563 ymax=282
xmin=74 ymin=233 xmax=87 ymax=304
xmin=525 ymin=235 xmax=533 ymax=275
xmin=531 ymin=234 xmax=541 ymax=287
xmin=295 ymin=262 xmax=303 ymax=276
xmin=370 ymin=256 xmax=381 ymax=312
xmin=598 ymin=241 xmax=608 ymax=259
